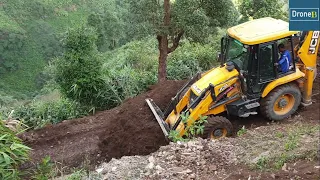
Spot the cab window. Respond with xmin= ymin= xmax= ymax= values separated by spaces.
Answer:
xmin=226 ymin=39 xmax=249 ymax=71
xmin=259 ymin=44 xmax=276 ymax=82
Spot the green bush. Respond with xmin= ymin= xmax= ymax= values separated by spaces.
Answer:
xmin=0 ymin=121 xmax=30 ymax=180
xmin=14 ymin=98 xmax=86 ymax=129
xmin=105 ymin=66 xmax=157 ymax=100
xmin=99 ymin=38 xmax=158 ymax=106
xmin=0 ymin=30 xmax=26 ymax=74
xmin=54 ymin=26 xmax=111 ymax=110
xmin=167 ymin=40 xmax=220 ymax=80
xmin=31 ymin=156 xmax=56 ymax=180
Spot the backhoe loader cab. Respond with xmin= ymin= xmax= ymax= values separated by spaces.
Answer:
xmin=146 ymin=17 xmax=319 ymax=140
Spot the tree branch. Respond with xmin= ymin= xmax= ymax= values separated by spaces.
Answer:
xmin=168 ymin=31 xmax=184 ymax=53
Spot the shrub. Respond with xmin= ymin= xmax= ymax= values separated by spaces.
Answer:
xmin=105 ymin=66 xmax=157 ymax=100
xmin=100 ymin=38 xmax=158 ymax=106
xmin=0 ymin=121 xmax=30 ymax=179
xmin=54 ymin=26 xmax=110 ymax=110
xmin=14 ymin=98 xmax=86 ymax=129
xmin=31 ymin=156 xmax=56 ymax=180
xmin=167 ymin=40 xmax=220 ymax=80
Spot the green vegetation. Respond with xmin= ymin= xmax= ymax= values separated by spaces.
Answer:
xmin=168 ymin=113 xmax=207 ymax=142
xmin=245 ymin=123 xmax=320 ymax=171
xmin=14 ymin=98 xmax=86 ymax=129
xmin=255 ymin=156 xmax=269 ymax=170
xmin=237 ymin=126 xmax=247 ymax=136
xmin=31 ymin=156 xmax=56 ymax=180
xmin=66 ymin=170 xmax=86 ymax=180
xmin=127 ymin=0 xmax=239 ymax=81
xmin=0 ymin=0 xmax=289 ymax=129
xmin=0 ymin=121 xmax=31 ymax=179
xmin=238 ymin=0 xmax=288 ymax=22
xmin=54 ymin=26 xmax=110 ymax=110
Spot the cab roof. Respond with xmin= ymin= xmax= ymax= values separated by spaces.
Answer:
xmin=227 ymin=17 xmax=298 ymax=45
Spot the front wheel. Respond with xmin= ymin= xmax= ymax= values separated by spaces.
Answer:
xmin=202 ymin=116 xmax=233 ymax=140
xmin=260 ymin=84 xmax=301 ymax=121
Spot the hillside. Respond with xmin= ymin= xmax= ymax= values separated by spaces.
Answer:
xmin=21 ymin=64 xmax=320 ymax=179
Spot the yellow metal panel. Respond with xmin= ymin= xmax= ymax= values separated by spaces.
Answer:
xmin=227 ymin=17 xmax=299 ymax=45
xmin=297 ymin=31 xmax=319 ymax=104
xmin=297 ymin=31 xmax=320 ymax=67
xmin=262 ymin=68 xmax=305 ymax=97
xmin=204 ymin=104 xmax=226 ymax=116
xmin=214 ymin=78 xmax=238 ymax=96
xmin=192 ymin=65 xmax=239 ymax=95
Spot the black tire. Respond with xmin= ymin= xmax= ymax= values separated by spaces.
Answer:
xmin=202 ymin=116 xmax=233 ymax=139
xmin=260 ymin=84 xmax=301 ymax=121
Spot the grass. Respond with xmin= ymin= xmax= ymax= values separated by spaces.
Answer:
xmin=47 ymin=9 xmax=89 ymax=34
xmin=237 ymin=126 xmax=247 ymax=136
xmin=0 ymin=37 xmax=46 ymax=98
xmin=256 ymin=156 xmax=269 ymax=170
xmin=0 ymin=0 xmax=93 ymax=99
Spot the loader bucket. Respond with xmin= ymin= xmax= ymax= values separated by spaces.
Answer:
xmin=145 ymin=98 xmax=170 ymax=137
xmin=145 ymin=73 xmax=202 ymax=138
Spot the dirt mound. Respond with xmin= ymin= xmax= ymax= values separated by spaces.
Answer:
xmin=21 ymin=80 xmax=186 ymax=169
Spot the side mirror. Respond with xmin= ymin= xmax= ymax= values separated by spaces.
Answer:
xmin=217 ymin=52 xmax=221 ymax=61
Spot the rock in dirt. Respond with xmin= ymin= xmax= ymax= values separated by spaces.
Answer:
xmin=95 ymin=138 xmax=239 ymax=180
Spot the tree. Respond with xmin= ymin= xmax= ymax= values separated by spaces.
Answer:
xmin=87 ymin=1 xmax=128 ymax=52
xmin=238 ymin=0 xmax=288 ymax=22
xmin=54 ymin=26 xmax=108 ymax=109
xmin=128 ymin=0 xmax=238 ymax=82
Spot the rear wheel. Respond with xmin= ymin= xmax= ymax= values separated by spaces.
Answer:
xmin=260 ymin=84 xmax=301 ymax=121
xmin=202 ymin=116 xmax=233 ymax=139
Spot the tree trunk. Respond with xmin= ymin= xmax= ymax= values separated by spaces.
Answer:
xmin=157 ymin=0 xmax=171 ymax=83
xmin=157 ymin=35 xmax=168 ymax=82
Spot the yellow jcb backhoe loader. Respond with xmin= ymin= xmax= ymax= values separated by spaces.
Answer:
xmin=146 ymin=17 xmax=319 ymax=139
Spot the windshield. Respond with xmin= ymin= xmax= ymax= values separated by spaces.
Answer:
xmin=225 ymin=38 xmax=249 ymax=71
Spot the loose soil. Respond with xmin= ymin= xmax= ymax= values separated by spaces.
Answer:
xmin=21 ymin=80 xmax=186 ymax=169
xmin=21 ymin=59 xmax=320 ymax=179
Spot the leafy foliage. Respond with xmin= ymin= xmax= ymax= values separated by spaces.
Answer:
xmin=14 ymin=98 xmax=85 ymax=129
xmin=126 ymin=0 xmax=238 ymax=80
xmin=237 ymin=126 xmax=247 ymax=136
xmin=168 ymin=130 xmax=185 ymax=143
xmin=255 ymin=156 xmax=269 ymax=170
xmin=168 ymin=112 xmax=207 ymax=142
xmin=31 ymin=156 xmax=56 ymax=180
xmin=0 ymin=121 xmax=31 ymax=180
xmin=87 ymin=3 xmax=127 ymax=52
xmin=167 ymin=39 xmax=220 ymax=80
xmin=128 ymin=0 xmax=237 ymax=41
xmin=54 ymin=26 xmax=111 ymax=109
xmin=239 ymin=0 xmax=288 ymax=22
xmin=66 ymin=170 xmax=86 ymax=180
xmin=183 ymin=114 xmax=207 ymax=139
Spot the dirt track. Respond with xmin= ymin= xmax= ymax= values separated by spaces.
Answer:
xmin=21 ymin=63 xmax=320 ymax=173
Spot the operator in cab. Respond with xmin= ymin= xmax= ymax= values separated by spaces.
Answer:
xmin=277 ymin=43 xmax=292 ymax=73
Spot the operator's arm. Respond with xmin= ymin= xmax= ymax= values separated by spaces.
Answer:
xmin=280 ymin=50 xmax=292 ymax=63
xmin=279 ymin=54 xmax=287 ymax=64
